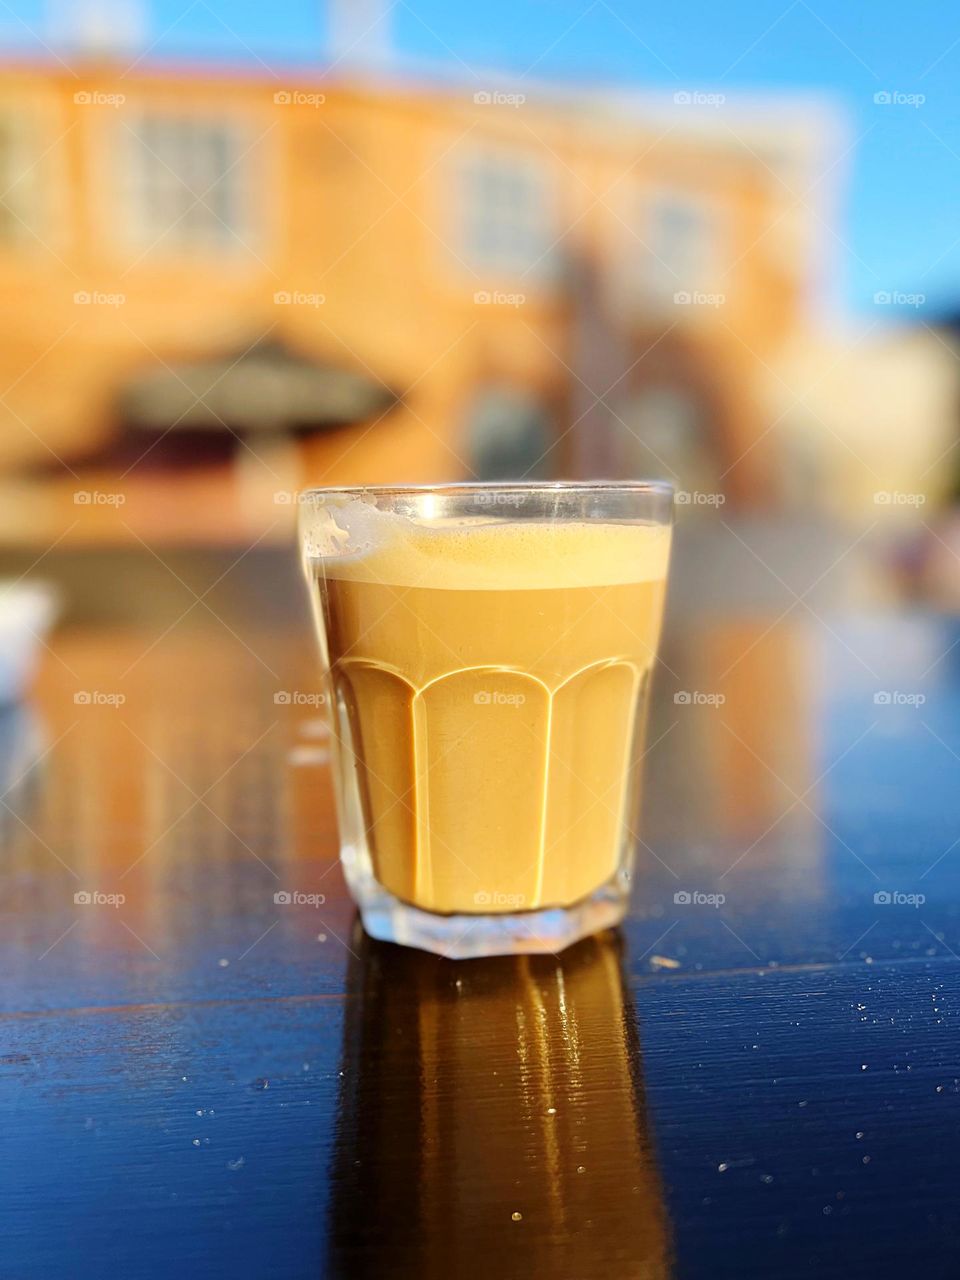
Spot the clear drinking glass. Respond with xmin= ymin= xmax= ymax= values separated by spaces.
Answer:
xmin=299 ymin=482 xmax=674 ymax=959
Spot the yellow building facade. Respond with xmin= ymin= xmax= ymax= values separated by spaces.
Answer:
xmin=0 ymin=59 xmax=830 ymax=539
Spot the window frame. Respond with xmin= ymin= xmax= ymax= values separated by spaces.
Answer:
xmin=117 ymin=107 xmax=260 ymax=258
xmin=616 ymin=181 xmax=727 ymax=311
xmin=453 ymin=143 xmax=560 ymax=285
xmin=0 ymin=108 xmax=45 ymax=246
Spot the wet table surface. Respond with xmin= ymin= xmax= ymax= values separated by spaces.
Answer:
xmin=2 ymin=610 xmax=960 ymax=1279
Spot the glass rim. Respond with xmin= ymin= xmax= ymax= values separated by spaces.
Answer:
xmin=297 ymin=479 xmax=675 ymax=500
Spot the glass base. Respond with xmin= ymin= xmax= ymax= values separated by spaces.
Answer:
xmin=354 ymin=869 xmax=629 ymax=960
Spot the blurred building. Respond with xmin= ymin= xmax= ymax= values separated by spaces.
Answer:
xmin=771 ymin=324 xmax=959 ymax=517
xmin=0 ymin=53 xmax=839 ymax=547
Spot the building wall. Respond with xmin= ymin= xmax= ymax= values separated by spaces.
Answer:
xmin=0 ymin=60 xmax=816 ymax=498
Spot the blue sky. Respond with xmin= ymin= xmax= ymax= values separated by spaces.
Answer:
xmin=6 ymin=0 xmax=960 ymax=316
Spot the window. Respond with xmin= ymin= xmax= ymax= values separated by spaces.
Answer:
xmin=643 ymin=191 xmax=718 ymax=301
xmin=0 ymin=115 xmax=38 ymax=240
xmin=615 ymin=385 xmax=720 ymax=495
xmin=123 ymin=114 xmax=253 ymax=252
xmin=465 ymin=386 xmax=553 ymax=480
xmin=458 ymin=150 xmax=556 ymax=279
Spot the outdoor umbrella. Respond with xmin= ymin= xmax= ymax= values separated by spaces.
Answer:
xmin=119 ymin=336 xmax=398 ymax=437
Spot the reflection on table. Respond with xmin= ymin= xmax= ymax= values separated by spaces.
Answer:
xmin=329 ymin=926 xmax=670 ymax=1279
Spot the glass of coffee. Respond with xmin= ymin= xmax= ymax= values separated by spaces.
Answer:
xmin=299 ymin=482 xmax=673 ymax=959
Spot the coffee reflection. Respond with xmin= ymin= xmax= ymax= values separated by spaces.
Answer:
xmin=328 ymin=927 xmax=671 ymax=1279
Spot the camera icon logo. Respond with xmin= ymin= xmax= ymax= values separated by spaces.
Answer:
xmin=473 ymin=91 xmax=492 ymax=105
xmin=873 ymin=290 xmax=892 ymax=305
xmin=274 ymin=91 xmax=292 ymax=105
xmin=274 ymin=691 xmax=292 ymax=704
xmin=274 ymin=291 xmax=291 ymax=305
xmin=673 ymin=90 xmax=692 ymax=104
xmin=274 ymin=891 xmax=292 ymax=905
xmin=74 ymin=91 xmax=92 ymax=105
xmin=874 ymin=91 xmax=892 ymax=105
xmin=673 ymin=691 xmax=691 ymax=704
xmin=874 ymin=890 xmax=892 ymax=905
xmin=74 ymin=891 xmax=92 ymax=905
xmin=474 ymin=890 xmax=491 ymax=905
xmin=873 ymin=691 xmax=892 ymax=705
xmin=474 ymin=691 xmax=492 ymax=705
xmin=673 ymin=291 xmax=692 ymax=304
xmin=674 ymin=890 xmax=692 ymax=905
xmin=74 ymin=691 xmax=92 ymax=704
xmin=473 ymin=291 xmax=491 ymax=305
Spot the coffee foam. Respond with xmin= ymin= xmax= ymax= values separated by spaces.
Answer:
xmin=309 ymin=502 xmax=671 ymax=590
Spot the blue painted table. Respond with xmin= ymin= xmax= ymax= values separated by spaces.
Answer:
xmin=1 ymin=614 xmax=958 ymax=1278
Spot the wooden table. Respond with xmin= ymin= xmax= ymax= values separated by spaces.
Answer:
xmin=2 ymin=613 xmax=959 ymax=1278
